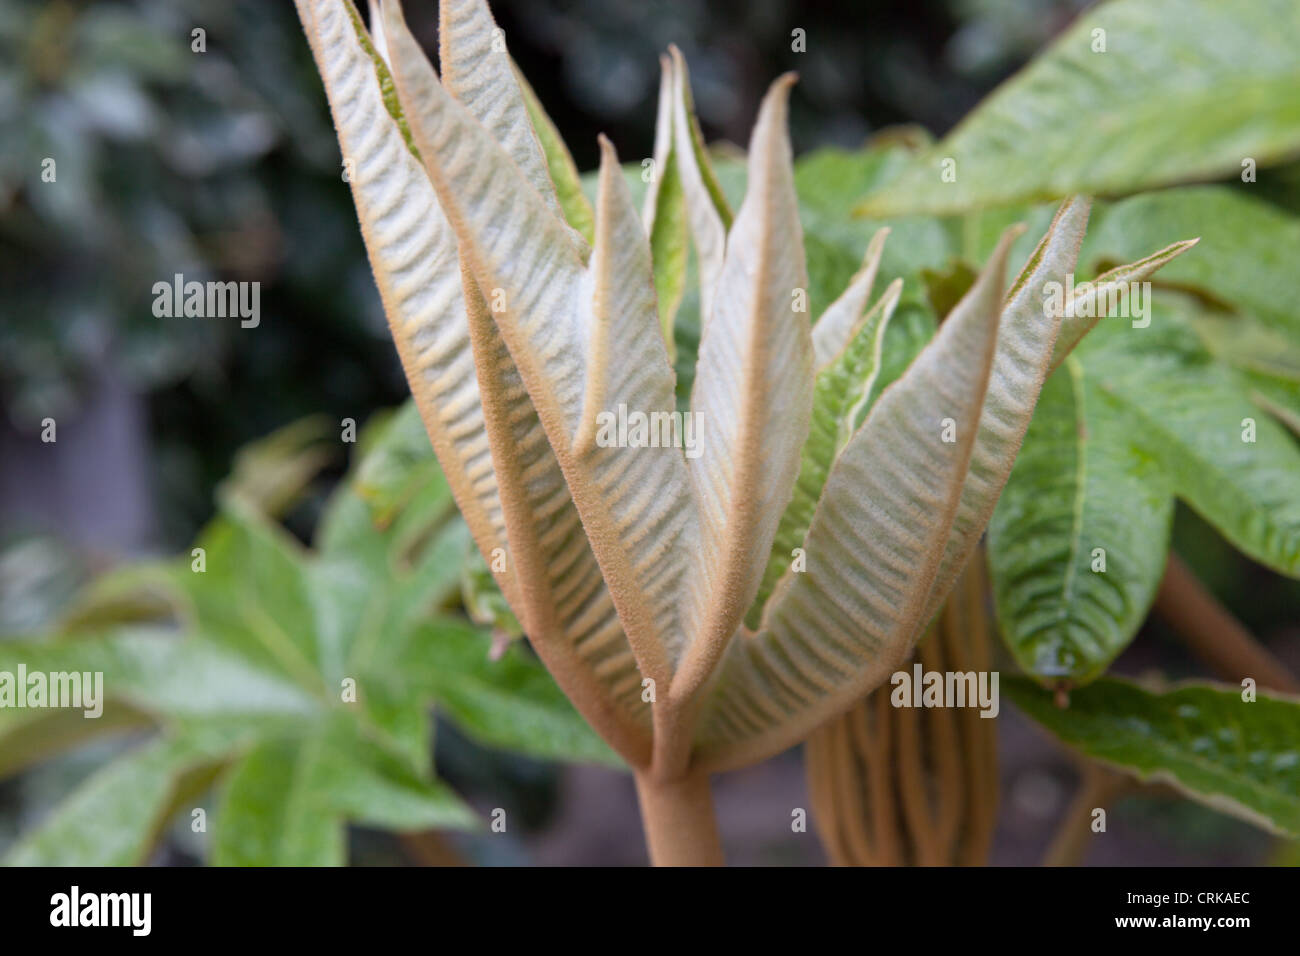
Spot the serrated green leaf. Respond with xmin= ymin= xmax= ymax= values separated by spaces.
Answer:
xmin=857 ymin=0 xmax=1300 ymax=217
xmin=1007 ymin=677 xmax=1300 ymax=837
xmin=989 ymin=361 xmax=1175 ymax=683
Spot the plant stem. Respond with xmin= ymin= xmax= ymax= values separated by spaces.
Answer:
xmin=1154 ymin=552 xmax=1299 ymax=694
xmin=634 ymin=769 xmax=725 ymax=866
xmin=1042 ymin=762 xmax=1129 ymax=867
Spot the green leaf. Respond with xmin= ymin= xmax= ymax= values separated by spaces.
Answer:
xmin=1006 ymin=677 xmax=1300 ymax=837
xmin=1079 ymin=300 xmax=1300 ymax=577
xmin=394 ymin=619 xmax=623 ymax=768
xmin=513 ymin=62 xmax=596 ymax=244
xmin=3 ymin=729 xmax=243 ymax=866
xmin=648 ymin=145 xmax=687 ymax=358
xmin=988 ymin=361 xmax=1175 ymax=683
xmin=857 ymin=0 xmax=1300 ymax=216
xmin=311 ymin=717 xmax=478 ymax=832
xmin=218 ymin=415 xmax=335 ymax=520
xmin=212 ymin=736 xmax=345 ymax=866
xmin=1081 ymin=186 xmax=1300 ymax=337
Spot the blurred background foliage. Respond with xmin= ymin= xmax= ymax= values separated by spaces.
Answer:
xmin=1 ymin=0 xmax=1297 ymax=865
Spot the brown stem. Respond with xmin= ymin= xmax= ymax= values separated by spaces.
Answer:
xmin=1154 ymin=552 xmax=1299 ymax=694
xmin=1042 ymin=763 xmax=1129 ymax=867
xmin=634 ymin=769 xmax=725 ymax=866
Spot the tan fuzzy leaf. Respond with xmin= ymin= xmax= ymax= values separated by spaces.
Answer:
xmin=693 ymin=227 xmax=1021 ymax=773
xmin=436 ymin=0 xmax=572 ymax=233
xmin=812 ymin=227 xmax=890 ymax=370
xmin=462 ymin=268 xmax=651 ymax=765
xmin=383 ymin=11 xmax=692 ymax=687
xmin=669 ymin=46 xmax=731 ymax=328
xmin=674 ymin=75 xmax=813 ymax=704
xmin=919 ymin=196 xmax=1092 ymax=627
xmin=297 ymin=0 xmax=516 ymax=608
xmin=1049 ymin=237 xmax=1201 ymax=370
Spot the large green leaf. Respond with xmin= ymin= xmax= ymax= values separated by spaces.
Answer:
xmin=3 ymin=728 xmax=246 ymax=866
xmin=857 ymin=0 xmax=1300 ymax=216
xmin=1007 ymin=677 xmax=1300 ymax=837
xmin=212 ymin=737 xmax=345 ymax=867
xmin=990 ymin=295 xmax=1300 ymax=685
xmin=394 ymin=620 xmax=623 ymax=768
xmin=989 ymin=363 xmax=1174 ymax=683
xmin=1079 ymin=300 xmax=1300 ymax=577
xmin=1081 ymin=186 xmax=1300 ymax=337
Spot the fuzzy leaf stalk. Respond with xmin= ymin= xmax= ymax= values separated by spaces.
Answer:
xmin=296 ymin=0 xmax=1193 ymax=865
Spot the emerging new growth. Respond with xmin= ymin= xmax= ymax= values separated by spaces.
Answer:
xmin=295 ymin=0 xmax=1192 ymax=864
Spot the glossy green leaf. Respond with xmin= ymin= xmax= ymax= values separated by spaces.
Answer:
xmin=988 ymin=362 xmax=1175 ymax=683
xmin=857 ymin=0 xmax=1300 ymax=217
xmin=1007 ymin=677 xmax=1300 ymax=837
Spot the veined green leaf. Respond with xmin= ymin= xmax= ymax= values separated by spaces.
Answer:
xmin=396 ymin=620 xmax=624 ymax=768
xmin=857 ymin=0 xmax=1300 ymax=216
xmin=3 ymin=730 xmax=244 ymax=866
xmin=1079 ymin=299 xmax=1300 ymax=577
xmin=694 ymin=227 xmax=1020 ymax=772
xmin=1080 ymin=186 xmax=1300 ymax=338
xmin=212 ymin=736 xmax=345 ymax=866
xmin=988 ymin=361 xmax=1175 ymax=683
xmin=1007 ymin=677 xmax=1300 ymax=837
xmin=310 ymin=715 xmax=478 ymax=831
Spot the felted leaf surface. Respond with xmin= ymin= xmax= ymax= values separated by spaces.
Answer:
xmin=676 ymin=75 xmax=813 ymax=700
xmin=694 ymin=228 xmax=1019 ymax=771
xmin=384 ymin=4 xmax=693 ymax=694
xmin=299 ymin=0 xmax=516 ymax=609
